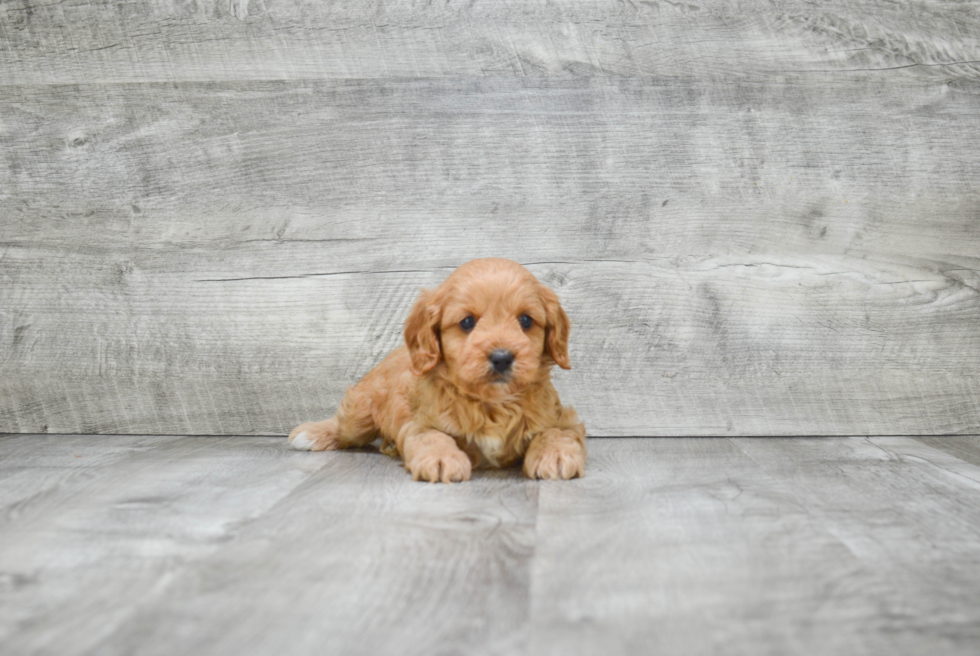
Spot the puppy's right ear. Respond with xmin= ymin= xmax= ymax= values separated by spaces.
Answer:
xmin=404 ymin=289 xmax=441 ymax=376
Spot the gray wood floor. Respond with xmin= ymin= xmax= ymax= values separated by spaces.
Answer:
xmin=2 ymin=435 xmax=980 ymax=655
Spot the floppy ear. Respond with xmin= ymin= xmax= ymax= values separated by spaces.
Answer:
xmin=403 ymin=289 xmax=442 ymax=376
xmin=540 ymin=286 xmax=571 ymax=370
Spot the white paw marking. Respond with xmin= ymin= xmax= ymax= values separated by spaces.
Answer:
xmin=291 ymin=431 xmax=314 ymax=451
xmin=475 ymin=435 xmax=504 ymax=468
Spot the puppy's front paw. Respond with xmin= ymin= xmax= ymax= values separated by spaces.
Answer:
xmin=407 ymin=447 xmax=472 ymax=484
xmin=288 ymin=418 xmax=341 ymax=451
xmin=523 ymin=433 xmax=585 ymax=480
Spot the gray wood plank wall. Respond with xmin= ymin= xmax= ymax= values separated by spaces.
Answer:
xmin=1 ymin=0 xmax=979 ymax=436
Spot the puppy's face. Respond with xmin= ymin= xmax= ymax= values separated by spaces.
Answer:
xmin=404 ymin=259 xmax=570 ymax=401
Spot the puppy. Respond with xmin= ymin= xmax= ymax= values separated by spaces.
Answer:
xmin=288 ymin=258 xmax=586 ymax=483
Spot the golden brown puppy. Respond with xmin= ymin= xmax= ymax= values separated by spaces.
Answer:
xmin=288 ymin=258 xmax=586 ymax=483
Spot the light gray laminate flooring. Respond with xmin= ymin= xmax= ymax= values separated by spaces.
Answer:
xmin=2 ymin=434 xmax=980 ymax=655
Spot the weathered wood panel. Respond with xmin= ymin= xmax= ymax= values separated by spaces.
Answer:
xmin=528 ymin=437 xmax=980 ymax=655
xmin=2 ymin=77 xmax=979 ymax=435
xmin=4 ymin=435 xmax=980 ymax=654
xmin=3 ymin=1 xmax=980 ymax=436
xmin=729 ymin=437 xmax=980 ymax=652
xmin=1 ymin=0 xmax=979 ymax=83
xmin=0 ymin=434 xmax=328 ymax=654
xmin=915 ymin=435 xmax=980 ymax=469
xmin=0 ymin=434 xmax=537 ymax=656
xmin=2 ymin=251 xmax=980 ymax=435
xmin=526 ymin=436 xmax=980 ymax=655
xmin=3 ymin=78 xmax=980 ymax=242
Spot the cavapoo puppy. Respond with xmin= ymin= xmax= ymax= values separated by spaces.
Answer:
xmin=288 ymin=258 xmax=586 ymax=483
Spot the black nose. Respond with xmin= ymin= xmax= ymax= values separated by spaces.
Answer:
xmin=489 ymin=349 xmax=515 ymax=374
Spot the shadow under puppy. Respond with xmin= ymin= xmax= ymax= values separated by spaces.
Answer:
xmin=289 ymin=258 xmax=587 ymax=483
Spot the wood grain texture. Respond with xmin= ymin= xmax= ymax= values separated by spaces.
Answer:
xmin=0 ymin=434 xmax=537 ymax=656
xmin=1 ymin=0 xmax=979 ymax=83
xmin=2 ymin=3 xmax=980 ymax=436
xmin=914 ymin=435 xmax=980 ymax=469
xmin=2 ymin=254 xmax=980 ymax=436
xmin=3 ymin=435 xmax=980 ymax=655
xmin=4 ymin=78 xmax=980 ymax=238
xmin=91 ymin=465 xmax=538 ymax=656
xmin=731 ymin=437 xmax=980 ymax=653
xmin=0 ymin=434 xmax=329 ymax=654
xmin=526 ymin=436 xmax=980 ymax=655
xmin=2 ymin=77 xmax=979 ymax=435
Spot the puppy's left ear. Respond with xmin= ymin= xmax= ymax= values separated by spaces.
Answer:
xmin=404 ymin=289 xmax=442 ymax=376
xmin=540 ymin=286 xmax=571 ymax=370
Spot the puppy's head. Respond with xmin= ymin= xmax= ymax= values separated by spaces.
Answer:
xmin=404 ymin=258 xmax=570 ymax=400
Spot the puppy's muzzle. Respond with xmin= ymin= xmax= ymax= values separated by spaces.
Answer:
xmin=489 ymin=349 xmax=515 ymax=377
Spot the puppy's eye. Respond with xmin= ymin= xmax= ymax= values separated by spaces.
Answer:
xmin=518 ymin=314 xmax=534 ymax=330
xmin=459 ymin=316 xmax=476 ymax=332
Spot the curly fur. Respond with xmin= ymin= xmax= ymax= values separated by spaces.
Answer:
xmin=288 ymin=258 xmax=586 ymax=483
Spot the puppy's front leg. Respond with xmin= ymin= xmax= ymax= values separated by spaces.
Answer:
xmin=402 ymin=429 xmax=472 ymax=484
xmin=523 ymin=427 xmax=586 ymax=480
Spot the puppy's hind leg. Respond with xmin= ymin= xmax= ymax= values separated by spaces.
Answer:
xmin=288 ymin=417 xmax=340 ymax=451
xmin=288 ymin=385 xmax=379 ymax=451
